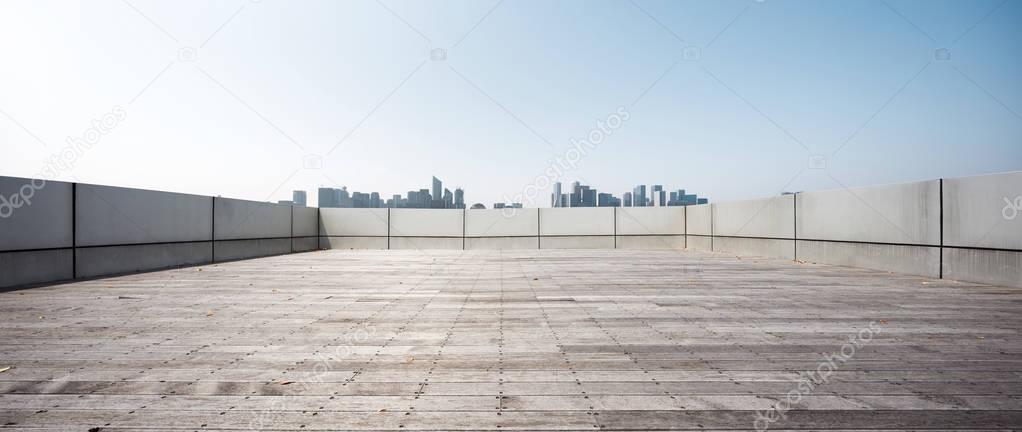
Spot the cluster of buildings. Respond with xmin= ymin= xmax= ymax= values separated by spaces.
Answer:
xmin=316 ymin=176 xmax=466 ymax=209
xmin=551 ymin=182 xmax=708 ymax=208
xmin=280 ymin=178 xmax=707 ymax=209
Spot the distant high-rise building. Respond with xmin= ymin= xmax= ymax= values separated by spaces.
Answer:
xmin=318 ymin=187 xmax=339 ymax=208
xmin=432 ymin=177 xmax=442 ymax=203
xmin=697 ymin=198 xmax=708 ymax=204
xmin=370 ymin=192 xmax=381 ymax=208
xmin=633 ymin=185 xmax=647 ymax=207
xmin=443 ymin=188 xmax=453 ymax=208
xmin=454 ymin=188 xmax=465 ymax=209
xmin=337 ymin=187 xmax=352 ymax=208
xmin=292 ymin=190 xmax=307 ymax=207
xmin=623 ymin=192 xmax=632 ymax=207
xmin=392 ymin=194 xmax=402 ymax=208
xmin=552 ymin=182 xmax=562 ymax=207
xmin=494 ymin=203 xmax=506 ymax=209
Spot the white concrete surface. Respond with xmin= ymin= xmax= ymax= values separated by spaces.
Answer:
xmin=291 ymin=206 xmax=319 ymax=238
xmin=390 ymin=209 xmax=463 ymax=237
xmin=320 ymin=236 xmax=389 ymax=250
xmin=465 ymin=209 xmax=538 ymax=237
xmin=539 ymin=208 xmax=614 ymax=236
xmin=214 ymin=198 xmax=291 ymax=240
xmin=686 ymin=204 xmax=712 ymax=236
xmin=0 ymin=249 xmax=73 ymax=288
xmin=76 ymin=242 xmax=212 ymax=278
xmin=714 ymin=237 xmax=794 ymax=260
xmin=75 ymin=184 xmax=212 ymax=246
xmin=713 ymin=195 xmax=794 ymax=238
xmin=319 ymin=208 xmax=389 ymax=237
xmin=942 ymin=248 xmax=1021 ymax=288
xmin=943 ymin=171 xmax=1022 ymax=250
xmin=0 ymin=176 xmax=72 ymax=251
xmin=797 ymin=240 xmax=939 ymax=278
xmin=797 ymin=180 xmax=940 ymax=245
xmin=617 ymin=207 xmax=685 ymax=235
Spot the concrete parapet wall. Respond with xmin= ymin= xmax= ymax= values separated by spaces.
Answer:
xmin=0 ymin=176 xmax=320 ymax=289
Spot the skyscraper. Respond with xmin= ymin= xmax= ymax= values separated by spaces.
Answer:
xmin=432 ymin=177 xmax=442 ymax=203
xmin=633 ymin=185 xmax=647 ymax=207
xmin=318 ymin=187 xmax=338 ymax=208
xmin=370 ymin=192 xmax=381 ymax=208
xmin=454 ymin=188 xmax=465 ymax=209
xmin=623 ymin=192 xmax=632 ymax=207
xmin=292 ymin=190 xmax=307 ymax=207
xmin=443 ymin=188 xmax=453 ymax=209
xmin=552 ymin=182 xmax=562 ymax=207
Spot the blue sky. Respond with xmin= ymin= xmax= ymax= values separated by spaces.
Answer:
xmin=1 ymin=0 xmax=1019 ymax=207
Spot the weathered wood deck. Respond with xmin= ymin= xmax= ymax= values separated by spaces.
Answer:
xmin=1 ymin=249 xmax=1020 ymax=431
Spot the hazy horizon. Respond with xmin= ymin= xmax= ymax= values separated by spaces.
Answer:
xmin=2 ymin=0 xmax=1020 ymax=207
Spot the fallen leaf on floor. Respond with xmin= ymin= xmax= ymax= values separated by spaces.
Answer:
xmin=0 ymin=366 xmax=11 ymax=373
xmin=405 ymin=356 xmax=415 ymax=364
xmin=206 ymin=310 xmax=214 ymax=317
xmin=879 ymin=320 xmax=888 ymax=324
xmin=197 ymin=268 xmax=202 ymax=272
xmin=280 ymin=381 xmax=293 ymax=385
xmin=532 ymin=278 xmax=538 ymax=281
xmin=378 ymin=409 xmax=387 ymax=412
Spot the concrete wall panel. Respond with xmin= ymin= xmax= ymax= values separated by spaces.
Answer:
xmin=76 ymin=242 xmax=212 ymax=279
xmin=76 ymin=184 xmax=212 ymax=246
xmin=292 ymin=206 xmax=319 ymax=237
xmin=214 ymin=238 xmax=291 ymax=261
xmin=540 ymin=208 xmax=614 ymax=236
xmin=713 ymin=195 xmax=793 ymax=238
xmin=686 ymin=235 xmax=712 ymax=251
xmin=391 ymin=209 xmax=463 ymax=237
xmin=465 ymin=237 xmax=539 ymax=250
xmin=0 ymin=249 xmax=73 ymax=288
xmin=617 ymin=207 xmax=685 ymax=235
xmin=797 ymin=180 xmax=940 ymax=245
xmin=714 ymin=237 xmax=794 ymax=259
xmin=390 ymin=236 xmax=463 ymax=250
xmin=539 ymin=236 xmax=615 ymax=249
xmin=943 ymin=171 xmax=1022 ymax=250
xmin=291 ymin=237 xmax=319 ymax=252
xmin=616 ymin=235 xmax=685 ymax=250
xmin=319 ymin=208 xmax=388 ymax=237
xmin=942 ymin=247 xmax=1021 ymax=288
xmin=214 ymin=198 xmax=291 ymax=240
xmin=686 ymin=204 xmax=712 ymax=236
xmin=0 ymin=176 xmax=72 ymax=251
xmin=320 ymin=236 xmax=388 ymax=250
xmin=465 ymin=209 xmax=538 ymax=237
xmin=796 ymin=240 xmax=939 ymax=278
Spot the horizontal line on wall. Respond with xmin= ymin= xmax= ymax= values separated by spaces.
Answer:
xmin=712 ymin=235 xmax=794 ymax=241
xmin=940 ymin=244 xmax=1022 ymax=253
xmin=319 ymin=235 xmax=389 ymax=238
xmin=0 ymin=246 xmax=73 ymax=254
xmin=213 ymin=236 xmax=295 ymax=242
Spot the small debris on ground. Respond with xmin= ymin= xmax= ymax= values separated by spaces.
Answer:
xmin=0 ymin=366 xmax=11 ymax=373
xmin=206 ymin=310 xmax=215 ymax=317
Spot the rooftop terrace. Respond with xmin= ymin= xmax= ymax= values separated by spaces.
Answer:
xmin=2 ymin=249 xmax=1021 ymax=430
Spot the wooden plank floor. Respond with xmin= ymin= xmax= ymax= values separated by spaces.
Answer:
xmin=1 ymin=249 xmax=1021 ymax=431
